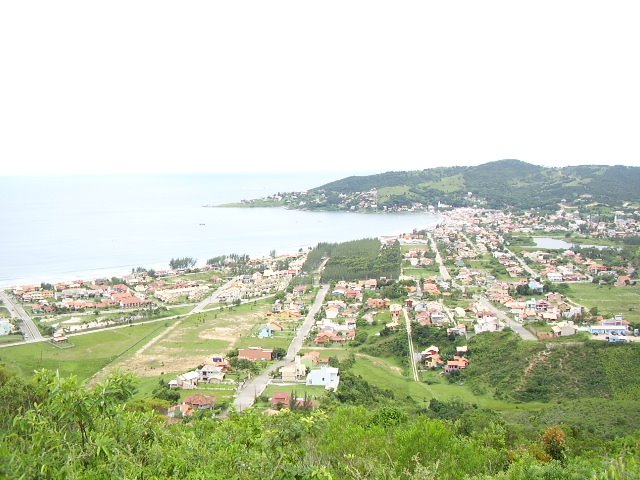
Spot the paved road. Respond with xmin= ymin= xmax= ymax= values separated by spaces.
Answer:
xmin=192 ymin=276 xmax=240 ymax=313
xmin=504 ymin=247 xmax=539 ymax=279
xmin=402 ymin=308 xmax=420 ymax=381
xmin=286 ymin=284 xmax=329 ymax=361
xmin=475 ymin=294 xmax=538 ymax=341
xmin=0 ymin=291 xmax=43 ymax=341
xmin=427 ymin=233 xmax=451 ymax=280
xmin=233 ymin=284 xmax=330 ymax=411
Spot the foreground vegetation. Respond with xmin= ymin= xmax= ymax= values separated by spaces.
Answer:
xmin=0 ymin=367 xmax=638 ymax=479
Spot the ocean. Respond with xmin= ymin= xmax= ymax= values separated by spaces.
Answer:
xmin=0 ymin=173 xmax=441 ymax=287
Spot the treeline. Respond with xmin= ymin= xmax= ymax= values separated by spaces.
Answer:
xmin=0 ymin=367 xmax=638 ymax=479
xmin=168 ymin=257 xmax=196 ymax=269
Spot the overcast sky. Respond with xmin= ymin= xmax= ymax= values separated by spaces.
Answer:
xmin=1 ymin=1 xmax=639 ymax=176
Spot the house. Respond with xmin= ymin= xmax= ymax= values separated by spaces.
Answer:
xmin=444 ymin=356 xmax=469 ymax=374
xmin=271 ymin=392 xmax=292 ymax=409
xmin=306 ymin=365 xmax=340 ymax=390
xmin=184 ymin=394 xmax=215 ymax=410
xmin=367 ymin=298 xmax=390 ymax=309
xmin=280 ymin=356 xmax=307 ymax=381
xmin=238 ymin=347 xmax=274 ymax=361
xmin=0 ymin=320 xmax=13 ymax=336
xmin=474 ymin=316 xmax=503 ymax=334
xmin=52 ymin=331 xmax=68 ymax=343
xmin=589 ymin=317 xmax=631 ymax=336
xmin=198 ymin=364 xmax=226 ymax=383
xmin=209 ymin=354 xmax=230 ymax=371
xmin=551 ymin=321 xmax=578 ymax=337
xmin=546 ymin=272 xmax=563 ymax=282
xmin=173 ymin=370 xmax=200 ymax=389
xmin=167 ymin=403 xmax=193 ymax=418
xmin=301 ymin=351 xmax=321 ymax=368
xmin=258 ymin=325 xmax=273 ymax=338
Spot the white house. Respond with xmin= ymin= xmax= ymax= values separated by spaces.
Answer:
xmin=0 ymin=320 xmax=13 ymax=336
xmin=474 ymin=316 xmax=503 ymax=334
xmin=306 ymin=365 xmax=340 ymax=391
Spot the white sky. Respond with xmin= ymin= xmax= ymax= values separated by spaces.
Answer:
xmin=1 ymin=1 xmax=639 ymax=176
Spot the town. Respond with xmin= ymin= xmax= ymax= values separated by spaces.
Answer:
xmin=2 ymin=202 xmax=639 ymax=421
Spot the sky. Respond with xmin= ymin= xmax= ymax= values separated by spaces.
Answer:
xmin=1 ymin=1 xmax=640 ymax=176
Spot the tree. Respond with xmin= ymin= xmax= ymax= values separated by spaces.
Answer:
xmin=541 ymin=425 xmax=567 ymax=463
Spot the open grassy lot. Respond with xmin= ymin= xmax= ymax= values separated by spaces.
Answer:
xmin=92 ymin=299 xmax=275 ymax=381
xmin=0 ymin=322 xmax=170 ymax=381
xmin=400 ymin=244 xmax=431 ymax=254
xmin=403 ymin=266 xmax=440 ymax=278
xmin=166 ymin=271 xmax=227 ymax=284
xmin=567 ymin=283 xmax=640 ymax=322
xmin=262 ymin=383 xmax=326 ymax=399
xmin=0 ymin=334 xmax=22 ymax=345
xmin=235 ymin=334 xmax=294 ymax=351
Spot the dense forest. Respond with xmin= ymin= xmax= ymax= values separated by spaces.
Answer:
xmin=1 ymin=366 xmax=639 ymax=479
xmin=303 ymin=238 xmax=402 ymax=282
xmin=311 ymin=160 xmax=640 ymax=210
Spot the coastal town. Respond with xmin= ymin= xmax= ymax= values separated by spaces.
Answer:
xmin=1 ymin=203 xmax=639 ymax=419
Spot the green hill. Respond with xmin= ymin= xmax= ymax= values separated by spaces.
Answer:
xmin=311 ymin=160 xmax=640 ymax=210
xmin=462 ymin=331 xmax=640 ymax=403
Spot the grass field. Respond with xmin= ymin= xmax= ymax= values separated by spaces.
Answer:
xmin=567 ymin=283 xmax=640 ymax=322
xmin=0 ymin=322 xmax=170 ymax=381
xmin=403 ymin=266 xmax=440 ymax=278
xmin=350 ymin=354 xmax=546 ymax=412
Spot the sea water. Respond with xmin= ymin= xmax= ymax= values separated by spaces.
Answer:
xmin=0 ymin=173 xmax=441 ymax=286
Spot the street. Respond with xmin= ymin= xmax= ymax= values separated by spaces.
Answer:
xmin=0 ymin=291 xmax=43 ymax=341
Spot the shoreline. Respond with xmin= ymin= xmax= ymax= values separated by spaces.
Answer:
xmin=0 ymin=216 xmax=445 ymax=290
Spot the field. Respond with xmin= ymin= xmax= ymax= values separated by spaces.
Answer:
xmin=0 ymin=322 xmax=170 ymax=381
xmin=91 ymin=299 xmax=274 ymax=383
xmin=567 ymin=283 xmax=640 ymax=322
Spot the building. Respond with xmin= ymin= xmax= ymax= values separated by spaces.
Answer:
xmin=280 ymin=356 xmax=307 ymax=382
xmin=238 ymin=347 xmax=274 ymax=362
xmin=306 ymin=366 xmax=340 ymax=390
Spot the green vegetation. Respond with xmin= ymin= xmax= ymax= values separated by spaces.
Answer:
xmin=1 ymin=368 xmax=638 ymax=479
xmin=309 ymin=160 xmax=640 ymax=210
xmin=567 ymin=283 xmax=640 ymax=323
xmin=168 ymin=256 xmax=197 ymax=269
xmin=462 ymin=331 xmax=640 ymax=403
xmin=0 ymin=322 xmax=169 ymax=380
xmin=304 ymin=238 xmax=401 ymax=282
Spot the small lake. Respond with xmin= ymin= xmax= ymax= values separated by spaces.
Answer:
xmin=532 ymin=237 xmax=617 ymax=250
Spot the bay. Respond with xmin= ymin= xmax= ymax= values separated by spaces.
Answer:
xmin=0 ymin=174 xmax=441 ymax=287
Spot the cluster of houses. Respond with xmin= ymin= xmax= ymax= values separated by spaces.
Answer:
xmin=420 ymin=345 xmax=470 ymax=374
xmin=170 ymin=355 xmax=229 ymax=389
xmin=278 ymin=352 xmax=340 ymax=390
xmin=13 ymin=282 xmax=156 ymax=313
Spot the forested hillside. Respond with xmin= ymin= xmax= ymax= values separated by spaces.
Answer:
xmin=311 ymin=160 xmax=640 ymax=210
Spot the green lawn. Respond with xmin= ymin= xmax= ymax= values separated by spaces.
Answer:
xmin=262 ymin=384 xmax=326 ymax=399
xmin=0 ymin=322 xmax=170 ymax=381
xmin=403 ymin=266 xmax=440 ymax=278
xmin=0 ymin=334 xmax=22 ymax=345
xmin=567 ymin=283 xmax=640 ymax=322
xmin=235 ymin=335 xmax=293 ymax=350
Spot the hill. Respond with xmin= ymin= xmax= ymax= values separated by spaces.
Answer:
xmin=308 ymin=160 xmax=640 ymax=210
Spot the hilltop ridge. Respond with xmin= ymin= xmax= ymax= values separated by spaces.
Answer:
xmin=232 ymin=160 xmax=640 ymax=211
